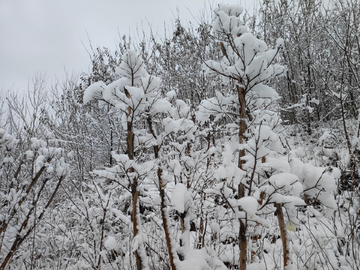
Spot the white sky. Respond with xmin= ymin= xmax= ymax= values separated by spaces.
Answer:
xmin=0 ymin=0 xmax=256 ymax=93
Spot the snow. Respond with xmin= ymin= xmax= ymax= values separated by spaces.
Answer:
xmin=152 ymin=98 xmax=172 ymax=113
xmin=177 ymin=248 xmax=211 ymax=270
xmin=269 ymin=173 xmax=302 ymax=196
xmin=213 ymin=4 xmax=244 ymax=36
xmin=318 ymin=131 xmax=335 ymax=146
xmin=142 ymin=75 xmax=161 ymax=96
xmin=168 ymin=159 xmax=182 ymax=177
xmin=222 ymin=144 xmax=233 ymax=165
xmin=171 ymin=183 xmax=189 ymax=213
xmin=2 ymin=156 xmax=14 ymax=163
xmin=55 ymin=157 xmax=68 ymax=177
xmin=110 ymin=208 xmax=130 ymax=225
xmin=216 ymin=4 xmax=243 ymax=17
xmin=163 ymin=118 xmax=181 ymax=134
xmin=238 ymin=197 xmax=258 ymax=217
xmin=116 ymin=49 xmax=146 ymax=81
xmin=104 ymin=236 xmax=118 ymax=250
xmin=102 ymin=78 xmax=129 ymax=108
xmin=25 ymin=150 xmax=34 ymax=159
xmin=289 ymin=157 xmax=338 ymax=208
xmin=251 ymin=83 xmax=280 ymax=99
xmin=204 ymin=60 xmax=228 ymax=76
xmin=276 ymin=38 xmax=285 ymax=48
xmin=46 ymin=166 xmax=54 ymax=173
xmin=35 ymin=155 xmax=46 ymax=172
xmin=0 ymin=129 xmax=17 ymax=153
xmin=166 ymin=90 xmax=177 ymax=99
xmin=248 ymin=263 xmax=266 ymax=270
xmin=83 ymin=81 xmax=106 ymax=104
xmin=210 ymin=222 xmax=220 ymax=233
xmin=262 ymin=156 xmax=291 ymax=173
xmin=175 ymin=99 xmax=190 ymax=117
xmin=126 ymin=85 xmax=144 ymax=107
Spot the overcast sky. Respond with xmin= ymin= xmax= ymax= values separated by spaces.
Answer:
xmin=0 ymin=0 xmax=255 ymax=94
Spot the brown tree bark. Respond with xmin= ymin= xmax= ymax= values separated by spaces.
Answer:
xmin=131 ymin=182 xmax=143 ymax=270
xmin=126 ymin=89 xmax=143 ymax=270
xmin=238 ymin=183 xmax=247 ymax=270
xmin=158 ymin=167 xmax=177 ymax=270
xmin=238 ymin=79 xmax=248 ymax=270
xmin=275 ymin=203 xmax=289 ymax=269
xmin=237 ymin=80 xmax=247 ymax=171
xmin=147 ymin=116 xmax=177 ymax=270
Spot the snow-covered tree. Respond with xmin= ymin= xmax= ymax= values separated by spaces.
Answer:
xmin=82 ymin=47 xmax=230 ymax=269
xmin=0 ymin=86 xmax=69 ymax=269
xmin=198 ymin=4 xmax=340 ymax=269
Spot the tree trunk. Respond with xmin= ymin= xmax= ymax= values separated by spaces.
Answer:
xmin=126 ymin=93 xmax=143 ymax=270
xmin=275 ymin=203 xmax=289 ymax=269
xmin=148 ymin=116 xmax=177 ymax=270
xmin=237 ymin=79 xmax=248 ymax=270
xmin=158 ymin=167 xmax=177 ymax=270
xmin=131 ymin=184 xmax=143 ymax=270
xmin=237 ymin=81 xmax=247 ymax=171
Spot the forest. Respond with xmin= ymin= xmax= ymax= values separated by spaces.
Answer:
xmin=1 ymin=0 xmax=360 ymax=269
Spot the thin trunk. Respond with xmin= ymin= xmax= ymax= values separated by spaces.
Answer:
xmin=237 ymin=80 xmax=247 ymax=171
xmin=340 ymin=39 xmax=352 ymax=156
xmin=96 ymin=197 xmax=111 ymax=270
xmin=186 ymin=143 xmax=191 ymax=189
xmin=110 ymin=129 xmax=113 ymax=166
xmin=251 ymin=192 xmax=265 ymax=262
xmin=180 ymin=218 xmax=185 ymax=234
xmin=340 ymin=96 xmax=352 ymax=155
xmin=148 ymin=116 xmax=177 ymax=270
xmin=275 ymin=203 xmax=289 ymax=269
xmin=237 ymin=79 xmax=248 ymax=270
xmin=238 ymin=183 xmax=247 ymax=270
xmin=132 ymin=183 xmax=142 ymax=270
xmin=197 ymin=192 xmax=206 ymax=249
xmin=206 ymin=133 xmax=212 ymax=170
xmin=126 ymin=89 xmax=143 ymax=270
xmin=158 ymin=166 xmax=177 ymax=270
